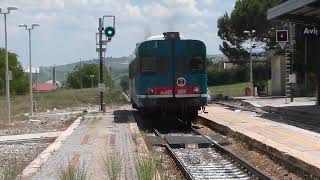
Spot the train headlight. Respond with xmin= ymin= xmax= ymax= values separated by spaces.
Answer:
xmin=147 ymin=88 xmax=156 ymax=95
xmin=192 ymin=87 xmax=200 ymax=94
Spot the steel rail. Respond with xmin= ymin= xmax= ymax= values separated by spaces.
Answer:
xmin=192 ymin=127 xmax=274 ymax=180
xmin=154 ymin=129 xmax=195 ymax=180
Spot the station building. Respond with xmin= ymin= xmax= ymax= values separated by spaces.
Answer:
xmin=268 ymin=0 xmax=320 ymax=105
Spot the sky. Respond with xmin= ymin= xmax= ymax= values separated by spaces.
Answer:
xmin=0 ymin=0 xmax=236 ymax=67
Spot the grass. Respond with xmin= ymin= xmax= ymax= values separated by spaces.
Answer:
xmin=103 ymin=151 xmax=122 ymax=180
xmin=0 ymin=88 xmax=128 ymax=123
xmin=58 ymin=162 xmax=87 ymax=180
xmin=208 ymin=81 xmax=272 ymax=97
xmin=137 ymin=155 xmax=163 ymax=180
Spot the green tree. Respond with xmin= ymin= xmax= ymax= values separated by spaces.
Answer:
xmin=217 ymin=0 xmax=286 ymax=63
xmin=66 ymin=64 xmax=112 ymax=89
xmin=120 ymin=75 xmax=129 ymax=92
xmin=0 ymin=48 xmax=29 ymax=95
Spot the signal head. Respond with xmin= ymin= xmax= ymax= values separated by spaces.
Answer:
xmin=104 ymin=26 xmax=115 ymax=38
xmin=276 ymin=30 xmax=288 ymax=43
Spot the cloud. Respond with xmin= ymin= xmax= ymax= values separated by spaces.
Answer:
xmin=0 ymin=0 xmax=236 ymax=66
xmin=188 ymin=22 xmax=209 ymax=30
xmin=202 ymin=0 xmax=215 ymax=5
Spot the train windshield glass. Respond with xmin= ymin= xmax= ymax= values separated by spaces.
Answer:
xmin=140 ymin=57 xmax=168 ymax=75
xmin=190 ymin=56 xmax=205 ymax=74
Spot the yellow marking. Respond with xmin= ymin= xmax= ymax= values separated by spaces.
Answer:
xmin=255 ymin=123 xmax=320 ymax=149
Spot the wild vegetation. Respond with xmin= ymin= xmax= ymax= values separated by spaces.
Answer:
xmin=0 ymin=48 xmax=29 ymax=95
xmin=0 ymin=88 xmax=128 ymax=122
xmin=66 ymin=64 xmax=113 ymax=89
xmin=58 ymin=162 xmax=87 ymax=180
xmin=120 ymin=75 xmax=129 ymax=92
xmin=103 ymin=151 xmax=122 ymax=180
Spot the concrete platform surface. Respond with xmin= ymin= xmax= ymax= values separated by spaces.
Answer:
xmin=25 ymin=106 xmax=137 ymax=180
xmin=233 ymin=96 xmax=317 ymax=108
xmin=200 ymin=105 xmax=320 ymax=176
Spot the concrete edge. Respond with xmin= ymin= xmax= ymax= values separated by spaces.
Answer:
xmin=122 ymin=92 xmax=130 ymax=103
xmin=0 ymin=132 xmax=61 ymax=144
xmin=127 ymin=111 xmax=149 ymax=157
xmin=127 ymin=111 xmax=164 ymax=179
xmin=199 ymin=116 xmax=320 ymax=179
xmin=19 ymin=116 xmax=83 ymax=179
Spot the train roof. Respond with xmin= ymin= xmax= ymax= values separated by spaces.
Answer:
xmin=142 ymin=32 xmax=202 ymax=42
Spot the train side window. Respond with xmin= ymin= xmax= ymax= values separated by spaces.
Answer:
xmin=177 ymin=57 xmax=184 ymax=74
xmin=190 ymin=56 xmax=205 ymax=73
xmin=159 ymin=57 xmax=168 ymax=75
xmin=141 ymin=57 xmax=157 ymax=75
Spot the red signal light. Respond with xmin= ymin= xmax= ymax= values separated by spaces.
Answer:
xmin=276 ymin=30 xmax=288 ymax=43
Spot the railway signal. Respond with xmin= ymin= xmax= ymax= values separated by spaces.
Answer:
xmin=97 ymin=15 xmax=116 ymax=112
xmin=276 ymin=30 xmax=288 ymax=49
xmin=104 ymin=26 xmax=115 ymax=38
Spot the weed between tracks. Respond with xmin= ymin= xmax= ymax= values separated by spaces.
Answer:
xmin=137 ymin=155 xmax=163 ymax=180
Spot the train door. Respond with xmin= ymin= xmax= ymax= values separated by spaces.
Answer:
xmin=173 ymin=41 xmax=189 ymax=97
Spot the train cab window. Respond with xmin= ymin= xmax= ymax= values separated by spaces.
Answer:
xmin=141 ymin=57 xmax=157 ymax=74
xmin=190 ymin=56 xmax=205 ymax=73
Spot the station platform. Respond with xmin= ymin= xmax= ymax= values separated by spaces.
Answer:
xmin=22 ymin=106 xmax=139 ymax=180
xmin=200 ymin=105 xmax=320 ymax=178
xmin=232 ymin=96 xmax=317 ymax=108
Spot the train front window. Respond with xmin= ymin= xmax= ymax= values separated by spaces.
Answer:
xmin=141 ymin=57 xmax=157 ymax=74
xmin=190 ymin=56 xmax=205 ymax=74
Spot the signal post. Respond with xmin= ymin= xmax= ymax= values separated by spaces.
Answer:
xmin=97 ymin=16 xmax=115 ymax=112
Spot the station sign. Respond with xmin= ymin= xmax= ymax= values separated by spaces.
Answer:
xmin=289 ymin=73 xmax=296 ymax=83
xmin=303 ymin=26 xmax=318 ymax=37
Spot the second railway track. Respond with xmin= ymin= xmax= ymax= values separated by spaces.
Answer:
xmin=154 ymin=127 xmax=273 ymax=180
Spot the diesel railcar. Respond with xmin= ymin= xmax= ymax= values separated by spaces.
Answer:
xmin=129 ymin=32 xmax=208 ymax=125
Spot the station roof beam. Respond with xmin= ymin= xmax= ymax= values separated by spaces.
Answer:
xmin=267 ymin=0 xmax=320 ymax=25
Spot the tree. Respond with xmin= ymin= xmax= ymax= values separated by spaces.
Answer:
xmin=66 ymin=64 xmax=112 ymax=89
xmin=120 ymin=75 xmax=129 ymax=92
xmin=217 ymin=0 xmax=286 ymax=63
xmin=0 ymin=48 xmax=29 ymax=95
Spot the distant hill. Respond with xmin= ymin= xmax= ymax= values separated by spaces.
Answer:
xmin=37 ymin=54 xmax=222 ymax=83
xmin=38 ymin=57 xmax=129 ymax=83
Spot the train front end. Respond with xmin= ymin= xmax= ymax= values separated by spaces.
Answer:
xmin=129 ymin=32 xmax=208 ymax=123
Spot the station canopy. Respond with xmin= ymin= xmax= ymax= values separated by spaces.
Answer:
xmin=267 ymin=0 xmax=320 ymax=25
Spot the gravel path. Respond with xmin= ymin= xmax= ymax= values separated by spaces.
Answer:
xmin=0 ymin=141 xmax=52 ymax=177
xmin=0 ymin=106 xmax=99 ymax=136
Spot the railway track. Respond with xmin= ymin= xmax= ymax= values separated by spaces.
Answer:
xmin=154 ymin=127 xmax=272 ymax=180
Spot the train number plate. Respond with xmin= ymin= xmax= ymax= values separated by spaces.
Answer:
xmin=177 ymin=89 xmax=187 ymax=94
